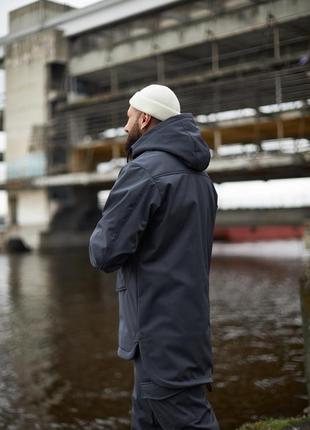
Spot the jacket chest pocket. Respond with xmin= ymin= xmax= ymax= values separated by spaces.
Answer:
xmin=116 ymin=268 xmax=128 ymax=292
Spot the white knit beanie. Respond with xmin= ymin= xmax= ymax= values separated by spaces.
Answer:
xmin=129 ymin=84 xmax=181 ymax=121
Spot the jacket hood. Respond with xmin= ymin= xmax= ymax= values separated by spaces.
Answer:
xmin=131 ymin=113 xmax=210 ymax=171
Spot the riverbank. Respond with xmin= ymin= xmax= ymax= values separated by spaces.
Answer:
xmin=237 ymin=417 xmax=310 ymax=430
xmin=0 ymin=246 xmax=307 ymax=429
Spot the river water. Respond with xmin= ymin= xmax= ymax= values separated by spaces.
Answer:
xmin=0 ymin=240 xmax=309 ymax=430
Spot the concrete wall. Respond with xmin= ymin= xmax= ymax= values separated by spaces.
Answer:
xmin=5 ymin=29 xmax=67 ymax=163
xmin=16 ymin=189 xmax=50 ymax=226
xmin=4 ymin=3 xmax=69 ymax=248
xmin=9 ymin=0 xmax=73 ymax=34
xmin=6 ymin=189 xmax=51 ymax=249
xmin=69 ymin=0 xmax=310 ymax=76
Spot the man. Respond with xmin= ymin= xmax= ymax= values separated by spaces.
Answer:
xmin=89 ymin=84 xmax=219 ymax=429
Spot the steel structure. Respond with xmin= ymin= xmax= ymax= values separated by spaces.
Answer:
xmin=0 ymin=0 xmax=309 ymax=249
xmin=42 ymin=0 xmax=310 ymax=180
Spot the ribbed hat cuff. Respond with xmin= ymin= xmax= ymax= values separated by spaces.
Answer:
xmin=129 ymin=92 xmax=180 ymax=121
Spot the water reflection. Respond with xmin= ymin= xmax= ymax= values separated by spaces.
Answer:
xmin=0 ymin=244 xmax=308 ymax=429
xmin=300 ymin=267 xmax=310 ymax=413
xmin=210 ymin=255 xmax=306 ymax=429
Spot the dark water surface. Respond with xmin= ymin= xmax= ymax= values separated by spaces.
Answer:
xmin=0 ymin=241 xmax=309 ymax=430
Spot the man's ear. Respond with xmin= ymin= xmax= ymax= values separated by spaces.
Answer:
xmin=140 ymin=112 xmax=152 ymax=130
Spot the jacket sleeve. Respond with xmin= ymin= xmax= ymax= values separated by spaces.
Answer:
xmin=89 ymin=162 xmax=162 ymax=272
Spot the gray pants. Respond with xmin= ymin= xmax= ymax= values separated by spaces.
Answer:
xmin=131 ymin=349 xmax=220 ymax=430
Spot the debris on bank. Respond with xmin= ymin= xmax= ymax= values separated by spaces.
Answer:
xmin=5 ymin=237 xmax=32 ymax=253
xmin=237 ymin=418 xmax=310 ymax=430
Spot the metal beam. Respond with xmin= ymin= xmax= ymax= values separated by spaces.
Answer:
xmin=216 ymin=207 xmax=310 ymax=226
xmin=209 ymin=152 xmax=310 ymax=182
xmin=21 ymin=151 xmax=310 ymax=189
xmin=65 ymin=51 xmax=309 ymax=113
xmin=0 ymin=0 xmax=183 ymax=46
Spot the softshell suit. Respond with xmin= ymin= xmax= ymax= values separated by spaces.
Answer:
xmin=89 ymin=113 xmax=218 ymax=428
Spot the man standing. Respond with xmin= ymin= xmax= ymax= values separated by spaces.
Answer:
xmin=89 ymin=84 xmax=219 ymax=429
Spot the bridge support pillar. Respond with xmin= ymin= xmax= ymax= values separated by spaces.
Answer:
xmin=40 ymin=187 xmax=102 ymax=250
xmin=304 ymin=220 xmax=310 ymax=250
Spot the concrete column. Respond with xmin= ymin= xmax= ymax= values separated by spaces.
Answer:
xmin=304 ymin=220 xmax=310 ymax=250
xmin=8 ymin=194 xmax=17 ymax=226
xmin=272 ymin=19 xmax=283 ymax=143
xmin=274 ymin=30 xmax=283 ymax=139
xmin=276 ymin=118 xmax=284 ymax=140
xmin=112 ymin=142 xmax=121 ymax=159
xmin=110 ymin=68 xmax=119 ymax=128
xmin=275 ymin=74 xmax=282 ymax=104
xmin=110 ymin=67 xmax=119 ymax=93
xmin=213 ymin=87 xmax=220 ymax=113
xmin=275 ymin=73 xmax=283 ymax=139
xmin=254 ymin=117 xmax=262 ymax=152
xmin=156 ymin=54 xmax=165 ymax=83
xmin=298 ymin=115 xmax=306 ymax=140
xmin=211 ymin=40 xmax=219 ymax=73
xmin=40 ymin=186 xmax=102 ymax=249
xmin=213 ymin=129 xmax=222 ymax=156
xmin=273 ymin=26 xmax=281 ymax=60
xmin=68 ymin=112 xmax=85 ymax=146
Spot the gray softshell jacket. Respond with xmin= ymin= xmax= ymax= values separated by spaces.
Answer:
xmin=89 ymin=113 xmax=218 ymax=388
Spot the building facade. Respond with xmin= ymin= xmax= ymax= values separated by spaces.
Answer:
xmin=0 ymin=0 xmax=309 ymax=249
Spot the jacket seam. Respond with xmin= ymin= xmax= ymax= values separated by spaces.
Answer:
xmin=135 ymin=262 xmax=140 ymax=342
xmin=131 ymin=161 xmax=163 ymax=200
xmin=118 ymin=343 xmax=138 ymax=353
xmin=153 ymin=171 xmax=207 ymax=179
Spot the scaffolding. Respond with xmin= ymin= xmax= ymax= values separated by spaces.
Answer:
xmin=42 ymin=0 xmax=310 ymax=178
